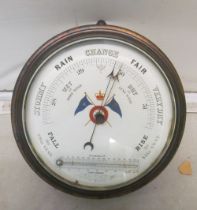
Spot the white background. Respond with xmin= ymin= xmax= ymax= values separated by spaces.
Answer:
xmin=0 ymin=1 xmax=197 ymax=210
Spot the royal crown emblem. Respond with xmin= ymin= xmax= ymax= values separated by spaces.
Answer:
xmin=95 ymin=90 xmax=105 ymax=100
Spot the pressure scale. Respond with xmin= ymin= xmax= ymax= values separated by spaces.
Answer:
xmin=11 ymin=21 xmax=186 ymax=198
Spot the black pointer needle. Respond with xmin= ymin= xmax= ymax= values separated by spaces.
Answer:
xmin=83 ymin=62 xmax=117 ymax=151
xmin=83 ymin=124 xmax=96 ymax=150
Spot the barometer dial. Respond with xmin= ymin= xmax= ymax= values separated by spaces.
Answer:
xmin=11 ymin=22 xmax=186 ymax=198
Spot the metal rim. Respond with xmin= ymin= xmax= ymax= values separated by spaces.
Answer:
xmin=11 ymin=23 xmax=186 ymax=198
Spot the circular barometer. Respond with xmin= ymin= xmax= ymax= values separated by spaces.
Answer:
xmin=11 ymin=21 xmax=186 ymax=198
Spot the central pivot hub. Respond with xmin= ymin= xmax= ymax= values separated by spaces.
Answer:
xmin=95 ymin=112 xmax=105 ymax=124
xmin=89 ymin=106 xmax=108 ymax=124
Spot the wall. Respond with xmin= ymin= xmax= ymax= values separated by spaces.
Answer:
xmin=0 ymin=0 xmax=197 ymax=91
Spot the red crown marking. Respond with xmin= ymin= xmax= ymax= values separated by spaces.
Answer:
xmin=95 ymin=91 xmax=105 ymax=100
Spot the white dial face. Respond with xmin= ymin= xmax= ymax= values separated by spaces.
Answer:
xmin=23 ymin=38 xmax=175 ymax=190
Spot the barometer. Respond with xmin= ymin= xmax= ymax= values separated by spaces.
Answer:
xmin=11 ymin=21 xmax=186 ymax=198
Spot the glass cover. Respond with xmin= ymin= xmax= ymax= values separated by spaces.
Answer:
xmin=23 ymin=38 xmax=175 ymax=190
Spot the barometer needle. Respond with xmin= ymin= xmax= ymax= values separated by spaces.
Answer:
xmin=83 ymin=124 xmax=96 ymax=150
xmin=84 ymin=62 xmax=122 ymax=151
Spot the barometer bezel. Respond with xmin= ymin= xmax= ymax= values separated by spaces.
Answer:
xmin=11 ymin=22 xmax=186 ymax=198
